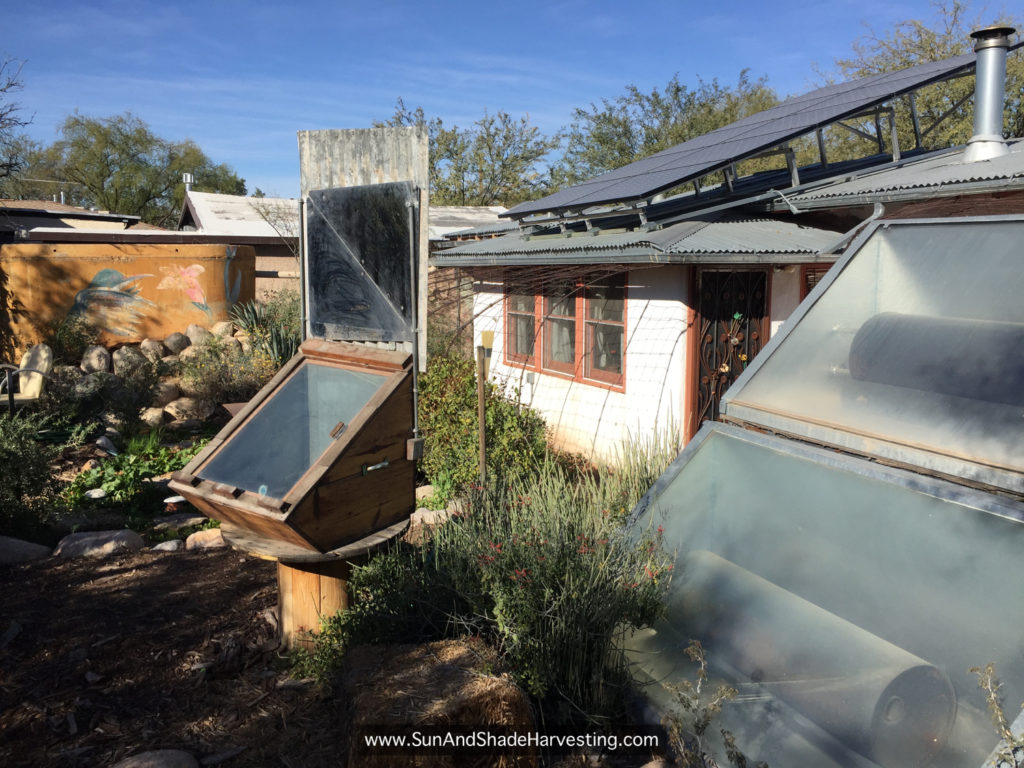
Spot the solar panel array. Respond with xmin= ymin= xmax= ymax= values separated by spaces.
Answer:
xmin=507 ymin=52 xmax=977 ymax=218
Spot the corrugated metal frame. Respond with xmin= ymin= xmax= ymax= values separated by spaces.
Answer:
xmin=430 ymin=217 xmax=839 ymax=267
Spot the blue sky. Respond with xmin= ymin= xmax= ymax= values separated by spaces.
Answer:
xmin=7 ymin=0 xmax=1003 ymax=199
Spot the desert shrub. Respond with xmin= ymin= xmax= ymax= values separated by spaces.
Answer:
xmin=179 ymin=341 xmax=278 ymax=404
xmin=418 ymin=354 xmax=547 ymax=499
xmin=231 ymin=289 xmax=301 ymax=367
xmin=36 ymin=360 xmax=158 ymax=438
xmin=46 ymin=316 xmax=100 ymax=364
xmin=0 ymin=412 xmax=65 ymax=538
xmin=301 ymin=441 xmax=675 ymax=724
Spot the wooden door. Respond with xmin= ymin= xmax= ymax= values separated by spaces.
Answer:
xmin=693 ymin=269 xmax=769 ymax=430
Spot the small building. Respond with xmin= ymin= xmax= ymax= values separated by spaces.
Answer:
xmin=0 ymin=199 xmax=255 ymax=357
xmin=178 ymin=191 xmax=300 ymax=297
xmin=433 ymin=35 xmax=1024 ymax=459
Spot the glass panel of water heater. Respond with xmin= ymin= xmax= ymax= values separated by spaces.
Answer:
xmin=627 ymin=424 xmax=1024 ymax=768
xmin=724 ymin=218 xmax=1024 ymax=487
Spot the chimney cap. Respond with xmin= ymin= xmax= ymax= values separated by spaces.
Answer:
xmin=970 ymin=25 xmax=1016 ymax=50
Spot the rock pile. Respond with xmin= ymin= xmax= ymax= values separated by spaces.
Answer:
xmin=60 ymin=322 xmax=254 ymax=432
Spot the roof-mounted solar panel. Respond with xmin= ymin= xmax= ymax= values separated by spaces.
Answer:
xmin=508 ymin=53 xmax=979 ymax=218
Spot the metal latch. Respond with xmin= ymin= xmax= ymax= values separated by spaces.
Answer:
xmin=362 ymin=459 xmax=389 ymax=476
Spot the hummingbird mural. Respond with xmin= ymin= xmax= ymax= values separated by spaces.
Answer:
xmin=68 ymin=269 xmax=155 ymax=337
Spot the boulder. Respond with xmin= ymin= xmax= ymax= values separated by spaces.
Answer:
xmin=163 ymin=332 xmax=191 ymax=355
xmin=140 ymin=407 xmax=168 ymax=429
xmin=54 ymin=530 xmax=145 ymax=559
xmin=80 ymin=345 xmax=111 ymax=374
xmin=177 ymin=345 xmax=204 ymax=363
xmin=185 ymin=529 xmax=225 ymax=550
xmin=112 ymin=345 xmax=150 ymax=377
xmin=95 ymin=435 xmax=119 ymax=454
xmin=0 ymin=536 xmax=52 ymax=564
xmin=152 ymin=513 xmax=208 ymax=532
xmin=152 ymin=540 xmax=184 ymax=553
xmin=186 ymin=324 xmax=214 ymax=346
xmin=139 ymin=338 xmax=168 ymax=362
xmin=164 ymin=397 xmax=215 ymax=422
xmin=110 ymin=750 xmax=198 ymax=768
xmin=150 ymin=380 xmax=181 ymax=408
xmin=211 ymin=320 xmax=234 ymax=337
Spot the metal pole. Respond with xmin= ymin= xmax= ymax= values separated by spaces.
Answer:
xmin=476 ymin=344 xmax=486 ymax=486
xmin=408 ymin=195 xmax=421 ymax=439
xmin=298 ymin=198 xmax=308 ymax=341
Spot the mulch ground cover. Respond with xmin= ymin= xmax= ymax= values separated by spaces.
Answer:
xmin=0 ymin=548 xmax=345 ymax=768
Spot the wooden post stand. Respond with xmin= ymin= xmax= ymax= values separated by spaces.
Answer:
xmin=277 ymin=560 xmax=352 ymax=651
xmin=220 ymin=518 xmax=408 ymax=650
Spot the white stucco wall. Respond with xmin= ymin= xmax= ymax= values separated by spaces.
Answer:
xmin=473 ymin=266 xmax=689 ymax=461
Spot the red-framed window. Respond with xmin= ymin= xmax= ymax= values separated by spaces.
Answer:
xmin=584 ymin=277 xmax=625 ymax=385
xmin=801 ymin=264 xmax=833 ymax=300
xmin=506 ymin=292 xmax=538 ymax=363
xmin=503 ymin=273 xmax=627 ymax=391
xmin=543 ymin=281 xmax=578 ymax=375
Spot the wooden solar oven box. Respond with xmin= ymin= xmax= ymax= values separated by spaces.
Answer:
xmin=169 ymin=181 xmax=421 ymax=554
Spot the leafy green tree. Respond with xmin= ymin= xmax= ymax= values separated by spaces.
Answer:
xmin=15 ymin=112 xmax=244 ymax=226
xmin=378 ymin=100 xmax=560 ymax=206
xmin=551 ymin=71 xmax=778 ymax=187
xmin=830 ymin=1 xmax=1024 ymax=159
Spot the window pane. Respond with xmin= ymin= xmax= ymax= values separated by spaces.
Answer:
xmin=546 ymin=282 xmax=576 ymax=317
xmin=546 ymin=317 xmax=575 ymax=364
xmin=511 ymin=313 xmax=535 ymax=357
xmin=588 ymin=322 xmax=623 ymax=374
xmin=588 ymin=278 xmax=624 ymax=322
xmin=726 ymin=220 xmax=1024 ymax=490
xmin=628 ymin=426 xmax=1024 ymax=767
xmin=509 ymin=294 xmax=533 ymax=313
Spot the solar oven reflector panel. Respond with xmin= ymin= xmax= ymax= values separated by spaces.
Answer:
xmin=197 ymin=363 xmax=386 ymax=499
xmin=304 ymin=181 xmax=416 ymax=343
xmin=628 ymin=424 xmax=1024 ymax=768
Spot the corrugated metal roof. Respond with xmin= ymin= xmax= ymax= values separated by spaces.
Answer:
xmin=508 ymin=52 xmax=979 ymax=218
xmin=427 ymin=205 xmax=507 ymax=239
xmin=182 ymin=191 xmax=300 ymax=238
xmin=431 ymin=217 xmax=838 ymax=266
xmin=776 ymin=139 xmax=1024 ymax=207
xmin=443 ymin=219 xmax=521 ymax=238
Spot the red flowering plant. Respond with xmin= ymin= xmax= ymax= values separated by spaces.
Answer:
xmin=431 ymin=460 xmax=675 ymax=718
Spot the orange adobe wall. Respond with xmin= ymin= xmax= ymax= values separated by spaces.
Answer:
xmin=1 ymin=242 xmax=255 ymax=356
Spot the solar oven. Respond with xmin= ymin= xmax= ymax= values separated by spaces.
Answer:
xmin=170 ymin=182 xmax=419 ymax=553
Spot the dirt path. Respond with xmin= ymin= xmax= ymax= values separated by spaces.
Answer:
xmin=0 ymin=548 xmax=345 ymax=768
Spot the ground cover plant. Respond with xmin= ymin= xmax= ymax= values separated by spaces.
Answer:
xmin=178 ymin=338 xmax=278 ymax=404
